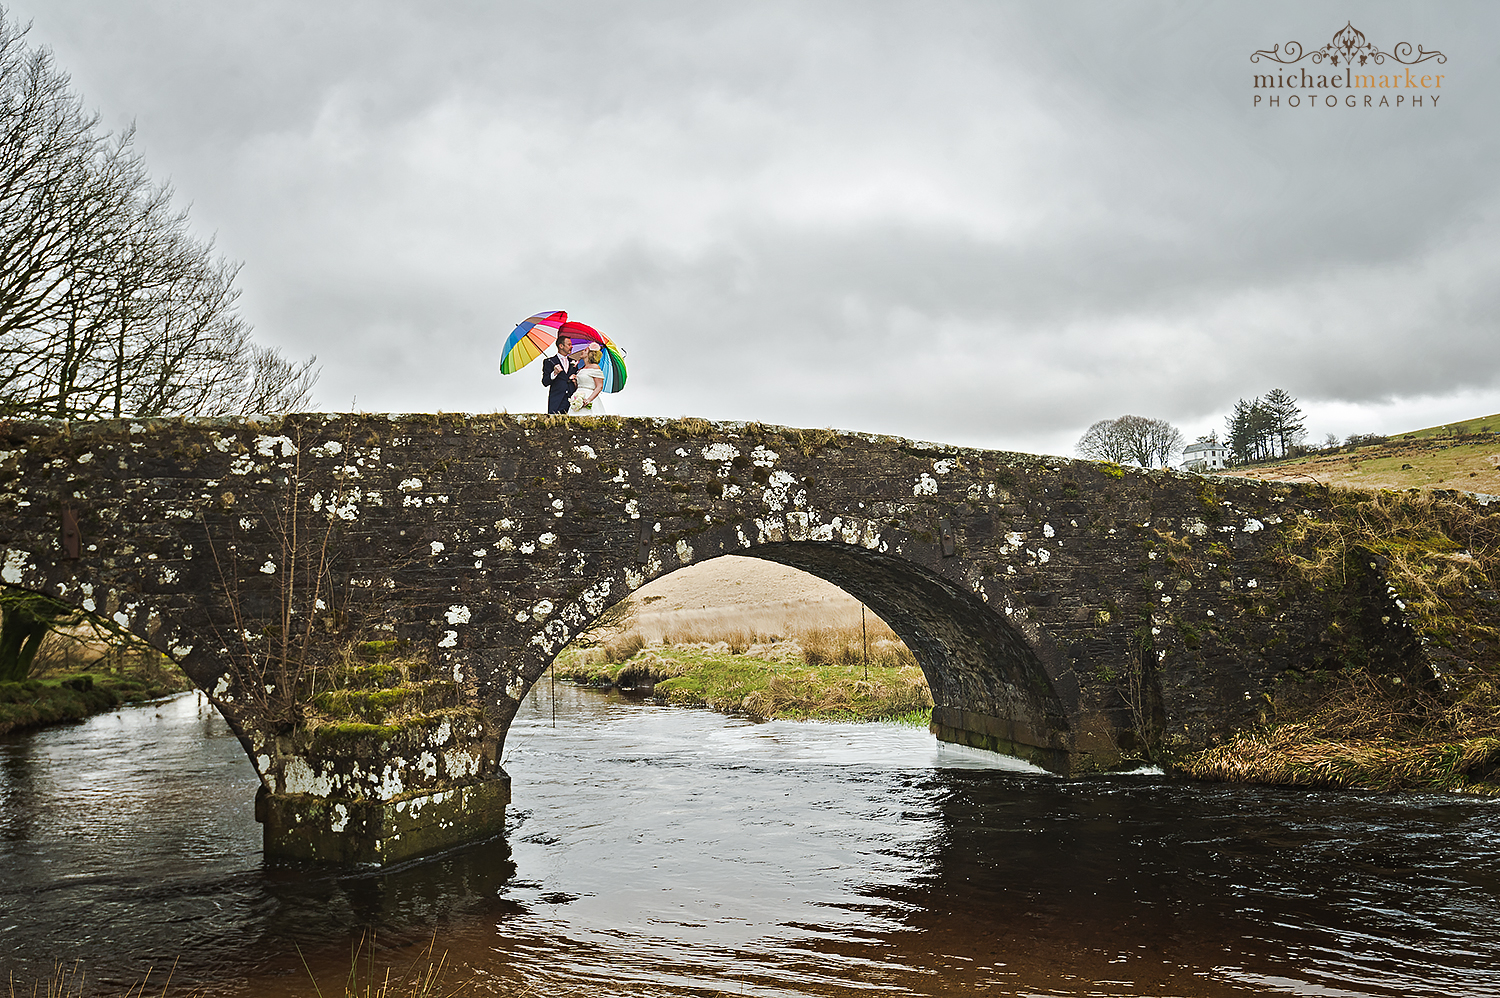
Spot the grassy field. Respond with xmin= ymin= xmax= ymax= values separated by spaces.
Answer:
xmin=1221 ymin=435 xmax=1500 ymax=493
xmin=556 ymin=620 xmax=933 ymax=725
xmin=1401 ymin=412 xmax=1500 ymax=439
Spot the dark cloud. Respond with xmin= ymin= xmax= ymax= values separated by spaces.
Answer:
xmin=11 ymin=0 xmax=1497 ymax=454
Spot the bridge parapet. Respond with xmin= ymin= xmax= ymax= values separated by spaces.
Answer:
xmin=0 ymin=414 xmax=1408 ymax=864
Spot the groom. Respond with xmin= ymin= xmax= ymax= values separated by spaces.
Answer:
xmin=541 ymin=333 xmax=580 ymax=414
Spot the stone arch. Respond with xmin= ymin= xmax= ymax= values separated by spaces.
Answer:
xmin=494 ymin=515 xmax=1076 ymax=771
xmin=0 ymin=543 xmax=261 ymax=760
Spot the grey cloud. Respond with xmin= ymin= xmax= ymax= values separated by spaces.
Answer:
xmin=11 ymin=0 xmax=1498 ymax=456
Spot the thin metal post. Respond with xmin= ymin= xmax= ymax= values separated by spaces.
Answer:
xmin=862 ymin=604 xmax=868 ymax=680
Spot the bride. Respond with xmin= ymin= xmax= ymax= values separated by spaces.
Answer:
xmin=570 ymin=347 xmax=606 ymax=414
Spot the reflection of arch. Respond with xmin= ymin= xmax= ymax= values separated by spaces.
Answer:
xmin=505 ymin=518 xmax=1074 ymax=772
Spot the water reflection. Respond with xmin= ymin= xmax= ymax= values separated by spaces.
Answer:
xmin=2 ymin=685 xmax=1499 ymax=996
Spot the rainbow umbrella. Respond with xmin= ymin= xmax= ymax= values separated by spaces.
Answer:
xmin=498 ymin=310 xmax=569 ymax=375
xmin=557 ymin=320 xmax=628 ymax=393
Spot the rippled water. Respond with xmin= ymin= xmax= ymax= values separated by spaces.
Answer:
xmin=3 ymin=685 xmax=1500 ymax=996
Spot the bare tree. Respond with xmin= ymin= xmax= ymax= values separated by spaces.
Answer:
xmin=1076 ymin=418 xmax=1130 ymax=463
xmin=1077 ymin=415 xmax=1183 ymax=468
xmin=0 ymin=12 xmax=317 ymax=420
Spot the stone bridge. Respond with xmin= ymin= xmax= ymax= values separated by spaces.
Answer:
xmin=0 ymin=414 xmax=1405 ymax=865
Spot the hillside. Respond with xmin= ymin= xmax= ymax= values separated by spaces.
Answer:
xmin=1218 ymin=422 xmax=1500 ymax=493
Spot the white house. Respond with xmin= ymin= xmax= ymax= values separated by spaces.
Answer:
xmin=1182 ymin=440 xmax=1228 ymax=472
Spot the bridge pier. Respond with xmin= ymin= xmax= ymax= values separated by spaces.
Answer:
xmin=244 ymin=703 xmax=509 ymax=866
xmin=256 ymin=777 xmax=510 ymax=866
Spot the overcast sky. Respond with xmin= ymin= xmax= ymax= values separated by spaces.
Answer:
xmin=10 ymin=1 xmax=1498 ymax=456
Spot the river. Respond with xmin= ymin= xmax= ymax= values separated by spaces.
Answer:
xmin=3 ymin=685 xmax=1500 ymax=996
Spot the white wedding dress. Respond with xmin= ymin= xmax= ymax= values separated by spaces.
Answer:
xmin=570 ymin=367 xmax=605 ymax=414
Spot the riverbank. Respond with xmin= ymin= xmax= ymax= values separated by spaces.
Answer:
xmin=0 ymin=653 xmax=193 ymax=736
xmin=555 ymin=626 xmax=933 ymax=725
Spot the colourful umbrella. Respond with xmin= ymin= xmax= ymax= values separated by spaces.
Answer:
xmin=557 ymin=320 xmax=628 ymax=394
xmin=498 ymin=310 xmax=568 ymax=375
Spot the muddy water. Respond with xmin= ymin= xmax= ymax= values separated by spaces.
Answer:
xmin=3 ymin=685 xmax=1500 ymax=996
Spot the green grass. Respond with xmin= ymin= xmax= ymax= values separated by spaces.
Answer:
xmin=1399 ymin=412 xmax=1500 ymax=439
xmin=556 ymin=637 xmax=933 ymax=724
xmin=0 ymin=665 xmax=192 ymax=736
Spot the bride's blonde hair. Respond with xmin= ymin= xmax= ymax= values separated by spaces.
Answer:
xmin=587 ymin=347 xmax=602 ymax=363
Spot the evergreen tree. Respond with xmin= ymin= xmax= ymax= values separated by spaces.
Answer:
xmin=1262 ymin=388 xmax=1305 ymax=457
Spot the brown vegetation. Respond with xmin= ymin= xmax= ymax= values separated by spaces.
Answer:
xmin=1180 ymin=488 xmax=1500 ymax=793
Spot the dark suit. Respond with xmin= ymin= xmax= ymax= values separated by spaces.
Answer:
xmin=542 ymin=355 xmax=580 ymax=414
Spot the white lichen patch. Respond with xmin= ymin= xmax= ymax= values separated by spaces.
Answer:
xmin=2 ymin=549 xmax=30 ymax=584
xmin=762 ymin=470 xmax=799 ymax=510
xmin=641 ymin=458 xmax=658 ymax=476
xmin=701 ymin=442 xmax=739 ymax=462
xmin=1043 ymin=523 xmax=1055 ymax=538
xmin=574 ymin=445 xmax=597 ymax=459
xmin=532 ymin=599 xmax=554 ymax=618
xmin=914 ymin=473 xmax=937 ymax=496
xmin=259 ymin=561 xmax=277 ymax=574
xmin=399 ymin=478 xmax=423 ymax=491
xmin=445 ymin=747 xmax=481 ymax=779
xmin=445 ymin=605 xmax=471 ymax=625
xmin=430 ymin=541 xmax=445 ymax=555
xmin=254 ymin=435 xmax=297 ymax=458
xmin=577 ymin=579 xmax=614 ymax=616
xmin=538 ymin=532 xmax=557 ymax=548
xmin=1244 ymin=518 xmax=1264 ymax=533
xmin=438 ymin=630 xmax=458 ymax=648
xmin=933 ymin=458 xmax=955 ymax=475
xmin=751 ymin=445 xmax=778 ymax=467
xmin=676 ymin=538 xmax=694 ymax=563
xmin=282 ymin=757 xmax=334 ymax=797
